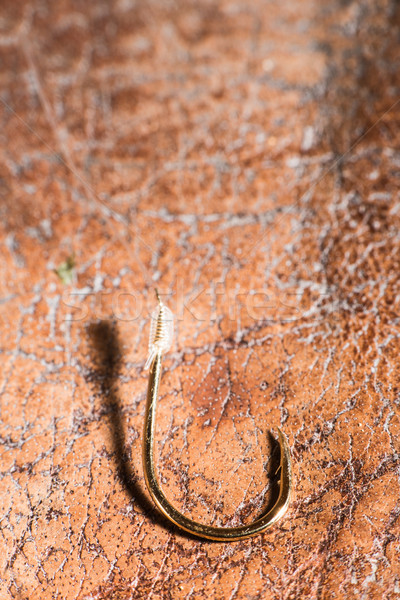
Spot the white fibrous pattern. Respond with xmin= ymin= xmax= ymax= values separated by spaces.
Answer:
xmin=145 ymin=302 xmax=174 ymax=369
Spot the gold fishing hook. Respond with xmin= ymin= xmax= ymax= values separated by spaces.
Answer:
xmin=142 ymin=291 xmax=293 ymax=541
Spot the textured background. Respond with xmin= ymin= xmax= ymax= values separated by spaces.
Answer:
xmin=1 ymin=0 xmax=400 ymax=598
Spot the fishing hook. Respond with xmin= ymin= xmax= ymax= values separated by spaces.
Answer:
xmin=142 ymin=291 xmax=292 ymax=541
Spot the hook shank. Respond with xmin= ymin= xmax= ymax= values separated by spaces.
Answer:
xmin=143 ymin=352 xmax=292 ymax=541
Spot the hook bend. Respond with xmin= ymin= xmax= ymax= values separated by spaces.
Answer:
xmin=143 ymin=352 xmax=292 ymax=541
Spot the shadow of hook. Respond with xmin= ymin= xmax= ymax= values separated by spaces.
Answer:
xmin=85 ymin=321 xmax=163 ymax=526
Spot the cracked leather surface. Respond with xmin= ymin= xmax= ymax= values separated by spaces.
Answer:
xmin=1 ymin=0 xmax=399 ymax=598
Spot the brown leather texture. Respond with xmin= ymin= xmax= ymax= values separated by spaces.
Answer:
xmin=1 ymin=0 xmax=399 ymax=598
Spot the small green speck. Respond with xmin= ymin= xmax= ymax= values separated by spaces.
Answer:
xmin=54 ymin=255 xmax=75 ymax=285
